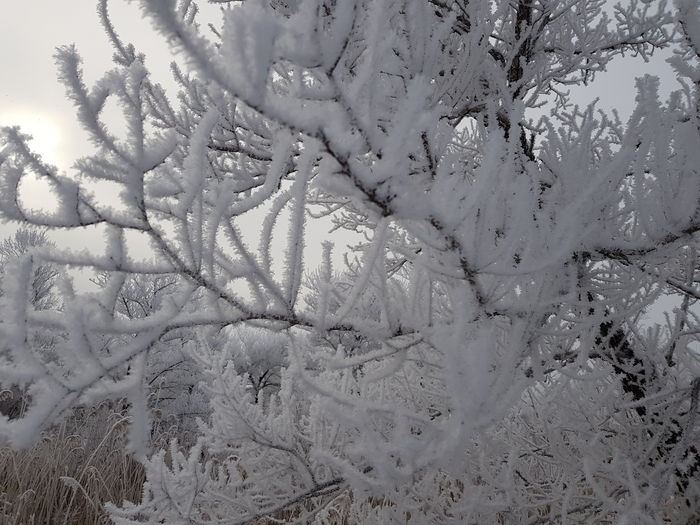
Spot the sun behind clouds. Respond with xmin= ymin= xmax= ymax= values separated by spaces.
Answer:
xmin=1 ymin=110 xmax=62 ymax=168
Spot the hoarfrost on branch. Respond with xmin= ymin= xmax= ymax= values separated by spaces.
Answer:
xmin=1 ymin=0 xmax=699 ymax=522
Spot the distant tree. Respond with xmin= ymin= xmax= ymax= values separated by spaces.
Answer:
xmin=91 ymin=272 xmax=208 ymax=441
xmin=1 ymin=0 xmax=699 ymax=523
xmin=0 ymin=228 xmax=58 ymax=310
xmin=0 ymin=228 xmax=58 ymax=419
xmin=222 ymin=325 xmax=287 ymax=404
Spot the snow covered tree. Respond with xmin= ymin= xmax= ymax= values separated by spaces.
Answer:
xmin=0 ymin=228 xmax=58 ymax=311
xmin=0 ymin=228 xmax=59 ymax=419
xmin=1 ymin=0 xmax=699 ymax=522
xmin=221 ymin=325 xmax=288 ymax=404
xmin=90 ymin=272 xmax=208 ymax=442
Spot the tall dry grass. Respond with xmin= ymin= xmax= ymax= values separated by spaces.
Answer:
xmin=0 ymin=404 xmax=145 ymax=525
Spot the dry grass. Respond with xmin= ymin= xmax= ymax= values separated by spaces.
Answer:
xmin=0 ymin=405 xmax=145 ymax=525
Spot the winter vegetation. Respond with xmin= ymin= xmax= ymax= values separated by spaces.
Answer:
xmin=1 ymin=0 xmax=700 ymax=523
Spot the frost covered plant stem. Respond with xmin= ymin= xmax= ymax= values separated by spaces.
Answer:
xmin=1 ymin=0 xmax=700 ymax=523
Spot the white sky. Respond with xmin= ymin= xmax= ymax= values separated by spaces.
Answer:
xmin=0 ymin=1 xmax=679 ymax=276
xmin=2 ymin=2 xmax=151 ymax=168
xmin=0 ymin=1 xmax=223 ymax=258
xmin=0 ymin=2 xmax=676 ymax=167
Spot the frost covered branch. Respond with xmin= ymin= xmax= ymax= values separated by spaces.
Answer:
xmin=1 ymin=0 xmax=699 ymax=522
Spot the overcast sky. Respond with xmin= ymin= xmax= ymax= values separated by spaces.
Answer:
xmin=1 ymin=1 xmax=676 ymax=169
xmin=0 ymin=1 xmax=678 ymax=259
xmin=0 ymin=2 xmax=221 ymax=265
xmin=0 ymin=1 xmax=211 ymax=169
